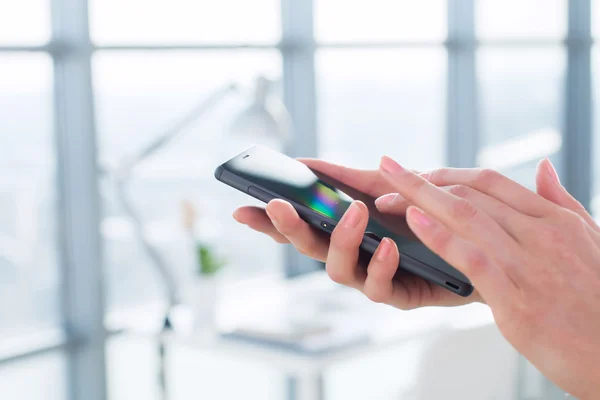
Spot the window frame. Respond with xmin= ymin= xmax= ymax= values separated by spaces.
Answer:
xmin=0 ymin=1 xmax=594 ymax=400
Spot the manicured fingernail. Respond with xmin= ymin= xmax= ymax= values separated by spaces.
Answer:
xmin=545 ymin=158 xmax=560 ymax=185
xmin=409 ymin=207 xmax=432 ymax=227
xmin=376 ymin=238 xmax=393 ymax=261
xmin=341 ymin=202 xmax=362 ymax=229
xmin=380 ymin=156 xmax=405 ymax=175
xmin=375 ymin=193 xmax=398 ymax=207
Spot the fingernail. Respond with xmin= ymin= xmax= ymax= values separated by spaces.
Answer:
xmin=375 ymin=193 xmax=399 ymax=207
xmin=419 ymin=172 xmax=430 ymax=180
xmin=380 ymin=156 xmax=405 ymax=175
xmin=376 ymin=238 xmax=393 ymax=261
xmin=409 ymin=207 xmax=432 ymax=227
xmin=341 ymin=202 xmax=362 ymax=229
xmin=545 ymin=158 xmax=560 ymax=185
xmin=232 ymin=210 xmax=241 ymax=222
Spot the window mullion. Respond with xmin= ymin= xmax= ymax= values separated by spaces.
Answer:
xmin=50 ymin=0 xmax=107 ymax=399
xmin=447 ymin=0 xmax=478 ymax=168
xmin=280 ymin=0 xmax=321 ymax=277
xmin=564 ymin=0 xmax=593 ymax=211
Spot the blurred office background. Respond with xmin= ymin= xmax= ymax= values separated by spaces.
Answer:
xmin=1 ymin=0 xmax=599 ymax=399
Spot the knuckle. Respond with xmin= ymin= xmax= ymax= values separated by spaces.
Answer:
xmin=563 ymin=210 xmax=588 ymax=233
xmin=273 ymin=217 xmax=296 ymax=236
xmin=363 ymin=286 xmax=390 ymax=304
xmin=273 ymin=236 xmax=289 ymax=244
xmin=536 ymin=222 xmax=567 ymax=249
xmin=326 ymin=263 xmax=351 ymax=285
xmin=426 ymin=168 xmax=447 ymax=184
xmin=463 ymin=249 xmax=488 ymax=278
xmin=450 ymin=198 xmax=478 ymax=220
xmin=429 ymin=228 xmax=451 ymax=254
xmin=330 ymin=229 xmax=361 ymax=251
xmin=294 ymin=242 xmax=313 ymax=257
xmin=448 ymin=184 xmax=472 ymax=199
xmin=405 ymin=171 xmax=429 ymax=193
xmin=571 ymin=198 xmax=586 ymax=212
xmin=474 ymin=168 xmax=501 ymax=190
xmin=296 ymin=237 xmax=324 ymax=259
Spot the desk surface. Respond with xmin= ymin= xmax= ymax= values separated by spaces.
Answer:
xmin=108 ymin=271 xmax=495 ymax=376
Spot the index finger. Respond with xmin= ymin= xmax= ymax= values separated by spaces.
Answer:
xmin=379 ymin=156 xmax=518 ymax=253
xmin=425 ymin=167 xmax=555 ymax=217
xmin=299 ymin=158 xmax=408 ymax=198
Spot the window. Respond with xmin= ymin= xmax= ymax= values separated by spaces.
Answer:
xmin=475 ymin=1 xmax=567 ymax=188
xmin=90 ymin=0 xmax=280 ymax=45
xmin=477 ymin=48 xmax=566 ymax=187
xmin=0 ymin=0 xmax=51 ymax=45
xmin=0 ymin=54 xmax=58 ymax=338
xmin=316 ymin=49 xmax=446 ymax=171
xmin=2 ymin=2 xmax=596 ymax=399
xmin=592 ymin=0 xmax=600 ymax=40
xmin=93 ymin=51 xmax=284 ymax=310
xmin=315 ymin=0 xmax=446 ymax=43
xmin=0 ymin=352 xmax=68 ymax=399
xmin=476 ymin=0 xmax=567 ymax=40
xmin=315 ymin=1 xmax=447 ymax=171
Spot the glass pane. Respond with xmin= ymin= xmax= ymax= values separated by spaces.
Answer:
xmin=595 ymin=0 xmax=600 ymax=39
xmin=316 ymin=0 xmax=446 ymax=43
xmin=0 ymin=54 xmax=58 ymax=338
xmin=316 ymin=49 xmax=446 ymax=171
xmin=0 ymin=0 xmax=51 ymax=45
xmin=476 ymin=0 xmax=567 ymax=40
xmin=477 ymin=48 xmax=566 ymax=188
xmin=93 ymin=51 xmax=284 ymax=311
xmin=0 ymin=351 xmax=68 ymax=399
xmin=90 ymin=0 xmax=280 ymax=45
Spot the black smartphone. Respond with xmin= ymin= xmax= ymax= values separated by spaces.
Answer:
xmin=215 ymin=145 xmax=474 ymax=297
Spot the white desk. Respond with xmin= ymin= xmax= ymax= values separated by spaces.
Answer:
xmin=109 ymin=272 xmax=496 ymax=400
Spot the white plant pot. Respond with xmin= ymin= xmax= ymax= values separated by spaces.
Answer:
xmin=185 ymin=275 xmax=220 ymax=331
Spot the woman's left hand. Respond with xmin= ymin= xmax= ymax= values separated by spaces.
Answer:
xmin=375 ymin=156 xmax=600 ymax=399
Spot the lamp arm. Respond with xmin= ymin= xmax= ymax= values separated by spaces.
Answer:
xmin=117 ymin=83 xmax=238 ymax=175
xmin=115 ymin=178 xmax=180 ymax=307
xmin=111 ymin=82 xmax=238 ymax=309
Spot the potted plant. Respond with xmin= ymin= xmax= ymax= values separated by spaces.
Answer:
xmin=181 ymin=200 xmax=226 ymax=329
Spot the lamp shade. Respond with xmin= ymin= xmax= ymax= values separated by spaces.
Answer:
xmin=228 ymin=76 xmax=291 ymax=146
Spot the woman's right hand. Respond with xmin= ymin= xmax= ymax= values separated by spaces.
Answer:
xmin=233 ymin=159 xmax=483 ymax=309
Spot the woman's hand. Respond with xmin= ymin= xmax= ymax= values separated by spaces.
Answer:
xmin=376 ymin=156 xmax=600 ymax=399
xmin=233 ymin=159 xmax=483 ymax=309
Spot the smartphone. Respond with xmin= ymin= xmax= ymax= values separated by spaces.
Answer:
xmin=215 ymin=145 xmax=474 ymax=297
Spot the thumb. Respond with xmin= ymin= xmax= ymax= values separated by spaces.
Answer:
xmin=536 ymin=158 xmax=597 ymax=228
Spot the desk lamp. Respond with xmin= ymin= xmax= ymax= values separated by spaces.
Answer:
xmin=109 ymin=76 xmax=290 ymax=400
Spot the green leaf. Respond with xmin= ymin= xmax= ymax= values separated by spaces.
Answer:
xmin=196 ymin=243 xmax=225 ymax=276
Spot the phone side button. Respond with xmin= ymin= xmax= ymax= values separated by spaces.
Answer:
xmin=365 ymin=231 xmax=382 ymax=242
xmin=248 ymin=186 xmax=275 ymax=203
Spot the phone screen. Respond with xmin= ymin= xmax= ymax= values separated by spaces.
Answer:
xmin=223 ymin=146 xmax=468 ymax=282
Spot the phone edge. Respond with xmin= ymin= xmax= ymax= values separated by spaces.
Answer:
xmin=215 ymin=164 xmax=474 ymax=298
